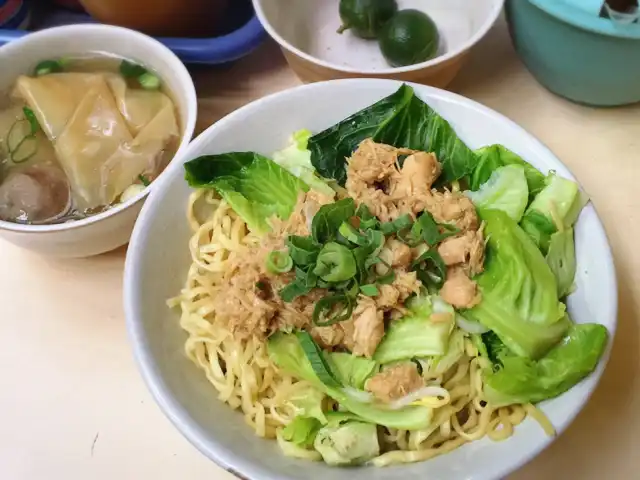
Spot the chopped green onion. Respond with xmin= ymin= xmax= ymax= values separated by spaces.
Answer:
xmin=139 ymin=72 xmax=161 ymax=90
xmin=411 ymin=249 xmax=447 ymax=288
xmin=380 ymin=214 xmax=413 ymax=235
xmin=338 ymin=221 xmax=360 ymax=244
xmin=34 ymin=59 xmax=64 ymax=77
xmin=360 ymin=284 xmax=379 ymax=296
xmin=296 ymin=331 xmax=342 ymax=388
xmin=138 ymin=174 xmax=151 ymax=186
xmin=120 ymin=59 xmax=148 ymax=78
xmin=266 ymin=250 xmax=294 ymax=274
xmin=411 ymin=212 xmax=459 ymax=246
xmin=313 ymin=242 xmax=357 ymax=283
xmin=355 ymin=204 xmax=379 ymax=230
xmin=376 ymin=269 xmax=396 ymax=285
xmin=22 ymin=107 xmax=39 ymax=135
xmin=286 ymin=235 xmax=320 ymax=266
xmin=6 ymin=108 xmax=41 ymax=164
xmin=313 ymin=294 xmax=354 ymax=326
xmin=279 ymin=280 xmax=311 ymax=302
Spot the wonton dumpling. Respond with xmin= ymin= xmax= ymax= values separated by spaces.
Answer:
xmin=0 ymin=106 xmax=58 ymax=167
xmin=106 ymin=75 xmax=173 ymax=136
xmin=13 ymin=71 xmax=179 ymax=211
xmin=53 ymin=77 xmax=133 ymax=210
xmin=12 ymin=74 xmax=103 ymax=140
xmin=101 ymin=97 xmax=178 ymax=203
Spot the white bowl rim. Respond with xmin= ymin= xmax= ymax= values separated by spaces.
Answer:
xmin=124 ymin=78 xmax=617 ymax=480
xmin=0 ymin=23 xmax=197 ymax=234
xmin=252 ymin=0 xmax=505 ymax=75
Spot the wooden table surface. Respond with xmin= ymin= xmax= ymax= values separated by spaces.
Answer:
xmin=1 ymin=17 xmax=638 ymax=480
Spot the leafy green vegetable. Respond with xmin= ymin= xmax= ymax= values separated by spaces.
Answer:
xmin=546 ymin=228 xmax=576 ymax=298
xmin=268 ymin=333 xmax=434 ymax=430
xmin=520 ymin=174 xmax=587 ymax=253
xmin=308 ymin=84 xmax=477 ymax=185
xmin=481 ymin=331 xmax=509 ymax=368
xmin=419 ymin=329 xmax=466 ymax=377
xmin=272 ymin=129 xmax=335 ymax=196
xmin=471 ymin=145 xmax=546 ymax=199
xmin=466 ymin=165 xmax=529 ymax=222
xmin=314 ymin=420 xmax=379 ymax=466
xmin=184 ymin=152 xmax=308 ymax=233
xmin=312 ymin=198 xmax=356 ymax=244
xmin=484 ymin=323 xmax=608 ymax=407
xmin=374 ymin=295 xmax=454 ymax=364
xmin=276 ymin=430 xmax=322 ymax=461
xmin=328 ymin=352 xmax=378 ymax=389
xmin=296 ymin=331 xmax=342 ymax=388
xmin=468 ymin=209 xmax=569 ymax=359
xmin=285 ymin=386 xmax=327 ymax=424
xmin=282 ymin=416 xmax=322 ymax=448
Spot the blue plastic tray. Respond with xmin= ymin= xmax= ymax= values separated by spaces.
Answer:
xmin=0 ymin=1 xmax=266 ymax=64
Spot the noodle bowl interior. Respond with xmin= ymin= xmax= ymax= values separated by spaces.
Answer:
xmin=0 ymin=55 xmax=179 ymax=225
xmin=168 ymin=85 xmax=607 ymax=468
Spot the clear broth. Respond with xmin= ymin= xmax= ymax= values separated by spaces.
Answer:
xmin=0 ymin=54 xmax=180 ymax=225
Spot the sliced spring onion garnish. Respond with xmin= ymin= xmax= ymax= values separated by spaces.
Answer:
xmin=313 ymin=294 xmax=354 ymax=326
xmin=359 ymin=284 xmax=379 ymax=296
xmin=266 ymin=250 xmax=294 ymax=274
xmin=139 ymin=72 xmax=161 ymax=90
xmin=6 ymin=108 xmax=41 ymax=164
xmin=296 ymin=331 xmax=342 ymax=388
xmin=338 ymin=221 xmax=361 ymax=244
xmin=411 ymin=249 xmax=447 ymax=289
xmin=34 ymin=59 xmax=63 ymax=76
xmin=119 ymin=59 xmax=148 ymax=78
xmin=138 ymin=174 xmax=151 ymax=187
xmin=313 ymin=242 xmax=356 ymax=283
xmin=22 ymin=107 xmax=39 ymax=135
xmin=380 ymin=214 xmax=413 ymax=235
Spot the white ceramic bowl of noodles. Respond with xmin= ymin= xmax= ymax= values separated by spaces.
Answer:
xmin=124 ymin=79 xmax=617 ymax=480
xmin=0 ymin=24 xmax=197 ymax=257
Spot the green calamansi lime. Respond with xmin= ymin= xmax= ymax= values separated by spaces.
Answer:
xmin=379 ymin=9 xmax=440 ymax=67
xmin=338 ymin=0 xmax=398 ymax=39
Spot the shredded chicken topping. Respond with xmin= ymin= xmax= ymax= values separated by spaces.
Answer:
xmin=213 ymin=138 xmax=486 ymax=355
xmin=365 ymin=363 xmax=424 ymax=403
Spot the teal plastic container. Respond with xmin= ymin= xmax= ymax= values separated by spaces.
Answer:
xmin=505 ymin=0 xmax=640 ymax=106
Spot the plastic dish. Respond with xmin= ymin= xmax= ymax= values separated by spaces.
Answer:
xmin=0 ymin=1 xmax=266 ymax=64
xmin=506 ymin=0 xmax=640 ymax=106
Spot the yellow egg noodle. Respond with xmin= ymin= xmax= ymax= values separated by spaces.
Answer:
xmin=167 ymin=189 xmax=554 ymax=467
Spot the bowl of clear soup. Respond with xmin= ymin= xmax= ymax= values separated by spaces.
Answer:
xmin=0 ymin=24 xmax=197 ymax=257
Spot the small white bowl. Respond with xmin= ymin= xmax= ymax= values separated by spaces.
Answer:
xmin=253 ymin=0 xmax=504 ymax=86
xmin=0 ymin=24 xmax=197 ymax=257
xmin=124 ymin=79 xmax=616 ymax=480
